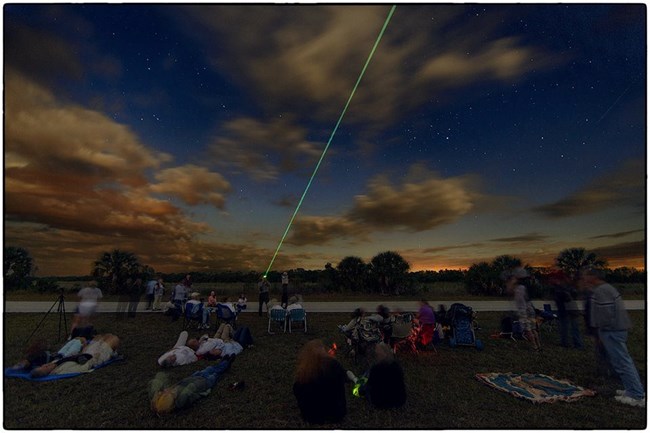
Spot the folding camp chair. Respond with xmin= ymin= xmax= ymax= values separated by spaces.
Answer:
xmin=216 ymin=303 xmax=237 ymax=329
xmin=268 ymin=307 xmax=287 ymax=334
xmin=287 ymin=308 xmax=307 ymax=333
xmin=183 ymin=301 xmax=204 ymax=330
xmin=539 ymin=303 xmax=558 ymax=332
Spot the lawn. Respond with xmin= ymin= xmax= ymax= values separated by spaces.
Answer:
xmin=3 ymin=309 xmax=646 ymax=429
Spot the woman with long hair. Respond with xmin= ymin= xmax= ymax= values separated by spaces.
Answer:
xmin=293 ymin=339 xmax=348 ymax=425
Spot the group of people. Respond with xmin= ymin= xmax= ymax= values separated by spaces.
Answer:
xmin=151 ymin=322 xmax=254 ymax=414
xmin=293 ymin=339 xmax=406 ymax=425
xmin=258 ymin=271 xmax=293 ymax=316
xmin=506 ymin=266 xmax=645 ymax=408
xmin=12 ymin=333 xmax=121 ymax=379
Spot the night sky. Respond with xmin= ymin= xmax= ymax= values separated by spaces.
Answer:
xmin=4 ymin=4 xmax=646 ymax=276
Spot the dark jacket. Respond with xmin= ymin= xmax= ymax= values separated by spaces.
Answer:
xmin=366 ymin=360 xmax=407 ymax=409
xmin=293 ymin=357 xmax=347 ymax=424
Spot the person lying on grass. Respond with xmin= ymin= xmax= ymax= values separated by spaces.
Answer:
xmin=195 ymin=323 xmax=243 ymax=360
xmin=158 ymin=331 xmax=200 ymax=367
xmin=150 ymin=355 xmax=235 ymax=414
xmin=158 ymin=325 xmax=245 ymax=367
xmin=346 ymin=342 xmax=407 ymax=409
xmin=30 ymin=334 xmax=120 ymax=377
xmin=12 ymin=337 xmax=89 ymax=373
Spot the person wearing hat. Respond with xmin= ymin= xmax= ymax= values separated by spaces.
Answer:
xmin=506 ymin=267 xmax=541 ymax=351
xmin=150 ymin=356 xmax=234 ymax=414
xmin=281 ymin=272 xmax=289 ymax=308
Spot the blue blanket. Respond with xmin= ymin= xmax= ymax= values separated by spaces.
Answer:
xmin=4 ymin=355 xmax=123 ymax=382
xmin=475 ymin=372 xmax=596 ymax=403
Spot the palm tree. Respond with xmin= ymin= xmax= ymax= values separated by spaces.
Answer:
xmin=92 ymin=249 xmax=142 ymax=295
xmin=555 ymin=248 xmax=607 ymax=281
xmin=336 ymin=256 xmax=369 ymax=292
xmin=370 ymin=251 xmax=410 ymax=294
xmin=4 ymin=246 xmax=34 ymax=290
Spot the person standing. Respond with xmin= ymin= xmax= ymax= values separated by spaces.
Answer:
xmin=549 ymin=271 xmax=583 ymax=349
xmin=258 ymin=276 xmax=270 ymax=316
xmin=281 ymin=271 xmax=289 ymax=308
xmin=416 ymin=299 xmax=436 ymax=349
xmin=127 ymin=278 xmax=143 ymax=318
xmin=70 ymin=282 xmax=103 ymax=336
xmin=581 ymin=267 xmax=645 ymax=407
xmin=145 ymin=278 xmax=157 ymax=310
xmin=170 ymin=281 xmax=188 ymax=321
xmin=153 ymin=278 xmax=165 ymax=311
xmin=506 ymin=268 xmax=541 ymax=351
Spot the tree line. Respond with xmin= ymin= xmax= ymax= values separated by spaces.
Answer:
xmin=4 ymin=246 xmax=645 ymax=297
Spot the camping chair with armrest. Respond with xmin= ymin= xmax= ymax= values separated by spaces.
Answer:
xmin=268 ymin=308 xmax=287 ymax=334
xmin=287 ymin=307 xmax=307 ymax=333
xmin=216 ymin=303 xmax=237 ymax=329
xmin=183 ymin=301 xmax=204 ymax=330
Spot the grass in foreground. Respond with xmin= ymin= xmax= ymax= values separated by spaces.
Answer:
xmin=3 ymin=310 xmax=646 ymax=429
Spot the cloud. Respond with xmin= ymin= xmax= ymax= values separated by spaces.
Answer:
xmin=208 ymin=116 xmax=324 ymax=181
xmin=285 ymin=216 xmax=370 ymax=246
xmin=590 ymin=241 xmax=645 ymax=268
xmin=3 ymin=72 xmax=241 ymax=275
xmin=4 ymin=221 xmax=299 ymax=276
xmin=590 ymin=229 xmax=644 ymax=240
xmin=178 ymin=5 xmax=553 ymax=130
xmin=533 ymin=159 xmax=645 ymax=218
xmin=150 ymin=164 xmax=232 ymax=208
xmin=489 ymin=233 xmax=550 ymax=243
xmin=287 ymin=165 xmax=486 ymax=245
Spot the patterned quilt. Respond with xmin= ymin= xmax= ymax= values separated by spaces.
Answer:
xmin=475 ymin=372 xmax=596 ymax=403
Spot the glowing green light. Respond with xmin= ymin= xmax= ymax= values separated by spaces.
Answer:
xmin=264 ymin=5 xmax=397 ymax=276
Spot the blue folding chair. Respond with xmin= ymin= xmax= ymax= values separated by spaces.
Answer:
xmin=287 ymin=308 xmax=307 ymax=333
xmin=268 ymin=308 xmax=287 ymax=334
xmin=216 ymin=303 xmax=237 ymax=329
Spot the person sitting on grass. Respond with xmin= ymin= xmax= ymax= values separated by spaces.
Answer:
xmin=158 ymin=331 xmax=199 ymax=367
xmin=346 ymin=342 xmax=407 ymax=409
xmin=293 ymin=339 xmax=351 ymax=425
xmin=150 ymin=356 xmax=235 ymax=415
xmin=31 ymin=334 xmax=120 ymax=377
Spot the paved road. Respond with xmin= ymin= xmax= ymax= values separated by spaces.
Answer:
xmin=4 ymin=299 xmax=645 ymax=313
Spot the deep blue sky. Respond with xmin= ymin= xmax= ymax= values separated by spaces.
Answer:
xmin=4 ymin=4 xmax=646 ymax=276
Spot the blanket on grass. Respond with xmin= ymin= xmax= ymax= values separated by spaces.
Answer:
xmin=475 ymin=372 xmax=596 ymax=404
xmin=4 ymin=355 xmax=123 ymax=382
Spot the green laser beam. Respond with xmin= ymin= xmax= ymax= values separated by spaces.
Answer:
xmin=264 ymin=5 xmax=397 ymax=277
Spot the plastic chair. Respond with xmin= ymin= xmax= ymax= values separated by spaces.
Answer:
xmin=183 ymin=301 xmax=204 ymax=330
xmin=287 ymin=308 xmax=307 ymax=333
xmin=539 ymin=304 xmax=558 ymax=332
xmin=216 ymin=303 xmax=237 ymax=329
xmin=268 ymin=307 xmax=287 ymax=334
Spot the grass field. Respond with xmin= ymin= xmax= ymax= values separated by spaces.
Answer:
xmin=3 ymin=309 xmax=647 ymax=429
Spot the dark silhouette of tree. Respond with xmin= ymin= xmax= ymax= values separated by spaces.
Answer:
xmin=555 ymin=248 xmax=607 ymax=281
xmin=336 ymin=256 xmax=369 ymax=291
xmin=4 ymin=246 xmax=34 ymax=290
xmin=370 ymin=251 xmax=410 ymax=294
xmin=92 ymin=249 xmax=142 ymax=295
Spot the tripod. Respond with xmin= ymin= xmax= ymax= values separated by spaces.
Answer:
xmin=27 ymin=290 xmax=68 ymax=343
